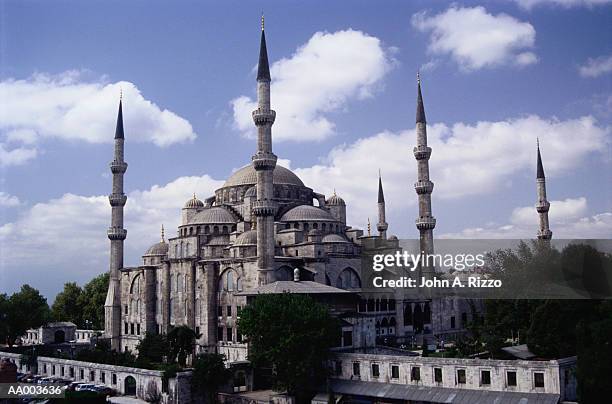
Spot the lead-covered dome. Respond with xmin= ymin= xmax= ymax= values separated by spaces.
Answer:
xmin=184 ymin=194 xmax=205 ymax=209
xmin=234 ymin=230 xmax=257 ymax=246
xmin=190 ymin=207 xmax=236 ymax=224
xmin=223 ymin=165 xmax=304 ymax=188
xmin=145 ymin=241 xmax=169 ymax=256
xmin=326 ymin=192 xmax=345 ymax=206
xmin=280 ymin=205 xmax=336 ymax=222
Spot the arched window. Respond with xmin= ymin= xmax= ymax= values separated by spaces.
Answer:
xmin=227 ymin=271 xmax=234 ymax=291
xmin=171 ymin=274 xmax=176 ymax=292
xmin=180 ymin=242 xmax=184 ymax=257
xmin=205 ymin=225 xmax=210 ymax=234
xmin=336 ymin=268 xmax=361 ymax=289
xmin=223 ymin=226 xmax=228 ymax=234
xmin=322 ymin=223 xmax=326 ymax=232
xmin=176 ymin=274 xmax=182 ymax=293
xmin=174 ymin=244 xmax=178 ymax=258
xmin=130 ymin=276 xmax=139 ymax=295
xmin=236 ymin=278 xmax=243 ymax=292
xmin=186 ymin=243 xmax=190 ymax=256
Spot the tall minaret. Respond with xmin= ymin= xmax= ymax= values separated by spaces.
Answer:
xmin=377 ymin=171 xmax=388 ymax=239
xmin=413 ymin=73 xmax=436 ymax=277
xmin=536 ymin=140 xmax=552 ymax=240
xmin=104 ymin=96 xmax=128 ymax=351
xmin=252 ymin=16 xmax=278 ymax=285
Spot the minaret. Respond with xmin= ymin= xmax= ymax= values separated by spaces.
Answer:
xmin=413 ymin=73 xmax=436 ymax=277
xmin=104 ymin=96 xmax=128 ymax=351
xmin=377 ymin=171 xmax=388 ymax=239
xmin=536 ymin=140 xmax=552 ymax=240
xmin=252 ymin=16 xmax=278 ymax=285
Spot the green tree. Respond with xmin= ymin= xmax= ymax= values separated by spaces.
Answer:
xmin=237 ymin=293 xmax=340 ymax=400
xmin=167 ymin=326 xmax=199 ymax=367
xmin=1 ymin=285 xmax=50 ymax=346
xmin=576 ymin=301 xmax=612 ymax=403
xmin=78 ymin=273 xmax=109 ymax=330
xmin=52 ymin=282 xmax=83 ymax=326
xmin=191 ymin=353 xmax=230 ymax=403
xmin=137 ymin=332 xmax=169 ymax=365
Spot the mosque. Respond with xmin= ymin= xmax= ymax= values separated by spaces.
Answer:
xmin=103 ymin=20 xmax=553 ymax=366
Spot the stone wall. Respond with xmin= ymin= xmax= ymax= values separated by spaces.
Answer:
xmin=0 ymin=352 xmax=193 ymax=403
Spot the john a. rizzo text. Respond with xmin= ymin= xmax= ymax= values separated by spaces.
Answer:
xmin=372 ymin=276 xmax=502 ymax=289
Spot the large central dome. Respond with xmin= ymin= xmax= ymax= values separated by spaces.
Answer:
xmin=222 ymin=164 xmax=305 ymax=188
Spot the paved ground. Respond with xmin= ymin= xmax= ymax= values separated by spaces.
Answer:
xmin=107 ymin=396 xmax=148 ymax=404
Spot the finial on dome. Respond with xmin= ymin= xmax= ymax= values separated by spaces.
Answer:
xmin=161 ymin=224 xmax=165 ymax=243
xmin=333 ymin=188 xmax=337 ymax=197
xmin=193 ymin=192 xmax=197 ymax=200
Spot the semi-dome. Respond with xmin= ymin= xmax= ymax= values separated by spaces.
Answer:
xmin=190 ymin=207 xmax=236 ymax=224
xmin=145 ymin=241 xmax=169 ymax=256
xmin=280 ymin=205 xmax=336 ymax=222
xmin=233 ymin=230 xmax=257 ymax=246
xmin=326 ymin=191 xmax=345 ymax=206
xmin=322 ymin=234 xmax=349 ymax=243
xmin=184 ymin=194 xmax=205 ymax=208
xmin=222 ymin=165 xmax=304 ymax=188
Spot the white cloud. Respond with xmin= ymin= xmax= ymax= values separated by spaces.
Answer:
xmin=0 ymin=192 xmax=20 ymax=207
xmin=579 ymin=54 xmax=612 ymax=78
xmin=231 ymin=29 xmax=395 ymax=142
xmin=514 ymin=0 xmax=612 ymax=9
xmin=0 ymin=71 xmax=197 ymax=152
xmin=412 ymin=6 xmax=537 ymax=71
xmin=294 ymin=115 xmax=608 ymax=228
xmin=0 ymin=175 xmax=223 ymax=285
xmin=0 ymin=143 xmax=38 ymax=167
xmin=441 ymin=198 xmax=612 ymax=239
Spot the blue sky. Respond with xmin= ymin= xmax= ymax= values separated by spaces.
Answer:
xmin=0 ymin=0 xmax=611 ymax=300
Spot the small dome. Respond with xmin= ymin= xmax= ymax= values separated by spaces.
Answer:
xmin=184 ymin=194 xmax=204 ymax=209
xmin=222 ymin=165 xmax=304 ymax=188
xmin=308 ymin=229 xmax=322 ymax=236
xmin=388 ymin=235 xmax=398 ymax=240
xmin=280 ymin=205 xmax=336 ymax=222
xmin=244 ymin=186 xmax=257 ymax=198
xmin=322 ymin=234 xmax=349 ymax=243
xmin=145 ymin=241 xmax=169 ymax=256
xmin=234 ymin=230 xmax=257 ymax=246
xmin=326 ymin=192 xmax=346 ymax=206
xmin=190 ymin=207 xmax=236 ymax=224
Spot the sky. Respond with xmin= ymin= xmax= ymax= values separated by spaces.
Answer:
xmin=0 ymin=0 xmax=611 ymax=300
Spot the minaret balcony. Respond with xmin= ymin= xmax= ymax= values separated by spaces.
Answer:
xmin=415 ymin=216 xmax=436 ymax=230
xmin=110 ymin=161 xmax=128 ymax=174
xmin=107 ymin=227 xmax=127 ymax=240
xmin=537 ymin=229 xmax=552 ymax=239
xmin=252 ymin=108 xmax=276 ymax=125
xmin=377 ymin=222 xmax=388 ymax=232
xmin=414 ymin=180 xmax=434 ymax=194
xmin=252 ymin=153 xmax=277 ymax=170
xmin=413 ymin=146 xmax=432 ymax=160
xmin=536 ymin=200 xmax=550 ymax=213
xmin=108 ymin=193 xmax=127 ymax=207
xmin=252 ymin=200 xmax=278 ymax=217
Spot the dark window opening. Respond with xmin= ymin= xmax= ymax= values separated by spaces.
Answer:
xmin=371 ymin=363 xmax=380 ymax=378
xmin=411 ymin=367 xmax=420 ymax=381
xmin=434 ymin=368 xmax=442 ymax=383
xmin=391 ymin=365 xmax=399 ymax=379
xmin=481 ymin=370 xmax=491 ymax=385
xmin=457 ymin=369 xmax=466 ymax=384
xmin=352 ymin=362 xmax=360 ymax=377
xmin=534 ymin=372 xmax=544 ymax=388
xmin=507 ymin=371 xmax=517 ymax=386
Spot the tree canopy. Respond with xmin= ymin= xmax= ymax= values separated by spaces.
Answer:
xmin=0 ymin=285 xmax=50 ymax=345
xmin=191 ymin=353 xmax=230 ymax=403
xmin=237 ymin=293 xmax=340 ymax=399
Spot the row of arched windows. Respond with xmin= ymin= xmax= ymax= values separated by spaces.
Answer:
xmin=358 ymin=298 xmax=397 ymax=313
xmin=174 ymin=242 xmax=191 ymax=258
xmin=218 ymin=269 xmax=243 ymax=292
xmin=180 ymin=224 xmax=237 ymax=237
xmin=285 ymin=222 xmax=342 ymax=233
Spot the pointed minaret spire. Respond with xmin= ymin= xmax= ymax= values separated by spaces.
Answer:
xmin=105 ymin=96 xmax=128 ymax=351
xmin=257 ymin=14 xmax=271 ymax=82
xmin=536 ymin=140 xmax=552 ymax=240
xmin=377 ymin=170 xmax=388 ymax=239
xmin=115 ymin=98 xmax=124 ymax=139
xmin=161 ymin=224 xmax=165 ymax=243
xmin=536 ymin=138 xmax=545 ymax=179
xmin=416 ymin=71 xmax=426 ymax=124
xmin=252 ymin=16 xmax=278 ymax=284
xmin=413 ymin=73 xmax=436 ymax=278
